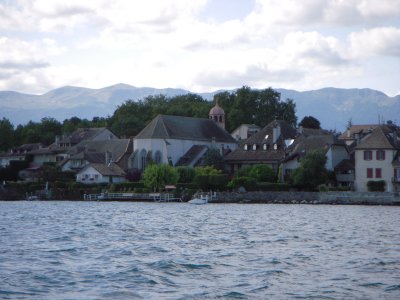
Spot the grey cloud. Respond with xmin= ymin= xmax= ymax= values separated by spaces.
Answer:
xmin=0 ymin=60 xmax=50 ymax=70
xmin=195 ymin=65 xmax=305 ymax=88
xmin=301 ymin=49 xmax=348 ymax=66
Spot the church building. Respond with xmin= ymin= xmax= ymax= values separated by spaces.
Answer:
xmin=131 ymin=103 xmax=237 ymax=170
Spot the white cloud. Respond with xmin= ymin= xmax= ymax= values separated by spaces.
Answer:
xmin=349 ymin=27 xmax=400 ymax=57
xmin=252 ymin=0 xmax=400 ymax=26
xmin=0 ymin=0 xmax=399 ymax=96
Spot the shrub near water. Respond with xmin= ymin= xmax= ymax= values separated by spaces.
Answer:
xmin=367 ymin=180 xmax=386 ymax=192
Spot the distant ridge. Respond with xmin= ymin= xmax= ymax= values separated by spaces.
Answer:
xmin=0 ymin=84 xmax=399 ymax=131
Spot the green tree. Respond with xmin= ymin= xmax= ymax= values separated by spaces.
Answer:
xmin=142 ymin=164 xmax=179 ymax=192
xmin=292 ymin=150 xmax=328 ymax=190
xmin=214 ymin=86 xmax=297 ymax=132
xmin=299 ymin=116 xmax=321 ymax=129
xmin=176 ymin=166 xmax=196 ymax=183
xmin=38 ymin=117 xmax=62 ymax=145
xmin=203 ymin=148 xmax=224 ymax=170
xmin=0 ymin=118 xmax=14 ymax=151
xmin=109 ymin=100 xmax=152 ymax=137
xmin=194 ymin=166 xmax=222 ymax=176
xmin=248 ymin=164 xmax=277 ymax=183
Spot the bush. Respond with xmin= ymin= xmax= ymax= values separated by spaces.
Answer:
xmin=248 ymin=164 xmax=277 ymax=182
xmin=227 ymin=176 xmax=257 ymax=191
xmin=176 ymin=167 xmax=196 ymax=183
xmin=194 ymin=175 xmax=209 ymax=190
xmin=367 ymin=180 xmax=386 ymax=192
xmin=208 ymin=174 xmax=228 ymax=190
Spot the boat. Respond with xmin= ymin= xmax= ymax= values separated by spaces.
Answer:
xmin=188 ymin=194 xmax=209 ymax=205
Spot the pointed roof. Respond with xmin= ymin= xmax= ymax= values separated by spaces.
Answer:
xmin=354 ymin=126 xmax=398 ymax=150
xmin=225 ymin=120 xmax=297 ymax=162
xmin=135 ymin=114 xmax=236 ymax=143
xmin=175 ymin=145 xmax=208 ymax=166
xmin=81 ymin=163 xmax=126 ymax=177
xmin=60 ymin=128 xmax=112 ymax=145
xmin=209 ymin=102 xmax=225 ymax=115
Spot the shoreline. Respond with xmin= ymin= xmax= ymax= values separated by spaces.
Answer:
xmin=1 ymin=191 xmax=400 ymax=206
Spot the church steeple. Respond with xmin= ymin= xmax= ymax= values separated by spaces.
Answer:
xmin=209 ymin=100 xmax=225 ymax=129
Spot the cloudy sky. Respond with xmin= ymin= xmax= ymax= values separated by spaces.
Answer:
xmin=1 ymin=0 xmax=399 ymax=96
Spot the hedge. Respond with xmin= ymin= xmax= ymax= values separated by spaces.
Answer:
xmin=257 ymin=182 xmax=291 ymax=191
xmin=367 ymin=180 xmax=386 ymax=192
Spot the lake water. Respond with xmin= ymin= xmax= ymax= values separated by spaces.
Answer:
xmin=1 ymin=201 xmax=400 ymax=299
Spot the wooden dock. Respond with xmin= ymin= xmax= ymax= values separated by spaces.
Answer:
xmin=83 ymin=192 xmax=182 ymax=202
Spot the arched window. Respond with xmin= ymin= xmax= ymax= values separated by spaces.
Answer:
xmin=154 ymin=151 xmax=162 ymax=164
xmin=244 ymin=144 xmax=248 ymax=150
xmin=252 ymin=144 xmax=257 ymax=150
xmin=140 ymin=149 xmax=147 ymax=170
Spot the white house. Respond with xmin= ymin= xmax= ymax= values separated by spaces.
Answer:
xmin=132 ymin=112 xmax=237 ymax=170
xmin=29 ymin=128 xmax=118 ymax=166
xmin=354 ymin=125 xmax=400 ymax=192
xmin=61 ymin=139 xmax=132 ymax=172
xmin=281 ymin=133 xmax=352 ymax=186
xmin=76 ymin=163 xmax=126 ymax=184
xmin=0 ymin=143 xmax=43 ymax=168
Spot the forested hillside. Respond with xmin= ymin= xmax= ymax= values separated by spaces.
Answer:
xmin=0 ymin=87 xmax=296 ymax=150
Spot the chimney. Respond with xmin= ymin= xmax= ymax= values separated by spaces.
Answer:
xmin=211 ymin=137 xmax=216 ymax=148
xmin=273 ymin=124 xmax=281 ymax=144
xmin=106 ymin=151 xmax=113 ymax=166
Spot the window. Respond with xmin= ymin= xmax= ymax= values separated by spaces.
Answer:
xmin=273 ymin=144 xmax=278 ymax=150
xmin=375 ymin=168 xmax=382 ymax=178
xmin=252 ymin=144 xmax=257 ymax=150
xmin=140 ymin=149 xmax=147 ymax=170
xmin=244 ymin=144 xmax=248 ymax=150
xmin=154 ymin=151 xmax=162 ymax=164
xmin=364 ymin=151 xmax=372 ymax=160
xmin=263 ymin=143 xmax=267 ymax=151
xmin=376 ymin=150 xmax=385 ymax=161
xmin=367 ymin=168 xmax=373 ymax=178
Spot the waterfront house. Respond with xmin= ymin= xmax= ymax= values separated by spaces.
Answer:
xmin=132 ymin=114 xmax=237 ymax=170
xmin=29 ymin=128 xmax=118 ymax=166
xmin=353 ymin=124 xmax=400 ymax=192
xmin=224 ymin=120 xmax=297 ymax=173
xmin=76 ymin=163 xmax=126 ymax=184
xmin=0 ymin=143 xmax=43 ymax=168
xmin=339 ymin=124 xmax=379 ymax=148
xmin=132 ymin=105 xmax=237 ymax=170
xmin=281 ymin=133 xmax=352 ymax=186
xmin=61 ymin=139 xmax=132 ymax=172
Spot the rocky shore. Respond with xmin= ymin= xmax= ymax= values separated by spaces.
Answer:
xmin=213 ymin=191 xmax=400 ymax=205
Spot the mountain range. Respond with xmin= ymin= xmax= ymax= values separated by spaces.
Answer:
xmin=1 ymin=83 xmax=399 ymax=132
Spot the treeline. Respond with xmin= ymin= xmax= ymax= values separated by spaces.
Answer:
xmin=0 ymin=86 xmax=297 ymax=151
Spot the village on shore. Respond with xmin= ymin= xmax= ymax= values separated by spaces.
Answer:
xmin=1 ymin=100 xmax=400 ymax=201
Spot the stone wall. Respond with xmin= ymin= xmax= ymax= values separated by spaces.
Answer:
xmin=213 ymin=191 xmax=400 ymax=205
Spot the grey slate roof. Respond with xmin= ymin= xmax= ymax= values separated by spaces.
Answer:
xmin=284 ymin=134 xmax=346 ymax=162
xmin=89 ymin=163 xmax=126 ymax=177
xmin=225 ymin=120 xmax=297 ymax=163
xmin=175 ymin=145 xmax=208 ymax=166
xmin=69 ymin=139 xmax=132 ymax=162
xmin=354 ymin=125 xmax=400 ymax=150
xmin=59 ymin=128 xmax=112 ymax=145
xmin=135 ymin=114 xmax=236 ymax=143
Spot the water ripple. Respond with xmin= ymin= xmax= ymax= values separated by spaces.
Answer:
xmin=0 ymin=201 xmax=400 ymax=299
